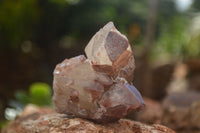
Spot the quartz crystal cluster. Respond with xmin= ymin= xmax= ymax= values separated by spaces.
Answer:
xmin=53 ymin=22 xmax=145 ymax=123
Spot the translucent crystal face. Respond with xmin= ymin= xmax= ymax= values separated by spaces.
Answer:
xmin=53 ymin=22 xmax=145 ymax=123
xmin=85 ymin=22 xmax=135 ymax=83
xmin=53 ymin=55 xmax=113 ymax=117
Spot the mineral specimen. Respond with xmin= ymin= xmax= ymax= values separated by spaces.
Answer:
xmin=53 ymin=22 xmax=145 ymax=123
xmin=85 ymin=22 xmax=135 ymax=83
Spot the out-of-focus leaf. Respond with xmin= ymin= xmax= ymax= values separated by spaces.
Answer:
xmin=29 ymin=82 xmax=51 ymax=106
xmin=15 ymin=91 xmax=29 ymax=105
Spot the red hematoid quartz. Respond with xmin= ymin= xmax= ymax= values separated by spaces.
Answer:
xmin=53 ymin=22 xmax=145 ymax=123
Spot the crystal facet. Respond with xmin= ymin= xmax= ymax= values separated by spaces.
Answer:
xmin=53 ymin=22 xmax=145 ymax=123
xmin=85 ymin=22 xmax=135 ymax=83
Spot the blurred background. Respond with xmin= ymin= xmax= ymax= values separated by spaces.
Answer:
xmin=0 ymin=0 xmax=200 ymax=132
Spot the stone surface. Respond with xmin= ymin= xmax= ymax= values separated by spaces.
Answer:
xmin=162 ymin=91 xmax=200 ymax=129
xmin=53 ymin=22 xmax=145 ymax=123
xmin=2 ymin=107 xmax=175 ymax=133
xmin=129 ymin=97 xmax=163 ymax=124
xmin=21 ymin=104 xmax=55 ymax=117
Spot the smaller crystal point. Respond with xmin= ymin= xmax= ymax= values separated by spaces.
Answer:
xmin=98 ymin=83 xmax=145 ymax=119
xmin=53 ymin=22 xmax=145 ymax=123
xmin=85 ymin=22 xmax=135 ymax=83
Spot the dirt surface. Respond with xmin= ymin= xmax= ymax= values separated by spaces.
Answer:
xmin=2 ymin=113 xmax=175 ymax=133
xmin=2 ymin=105 xmax=175 ymax=133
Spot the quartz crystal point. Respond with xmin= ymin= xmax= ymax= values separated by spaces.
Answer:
xmin=53 ymin=22 xmax=145 ymax=123
xmin=85 ymin=22 xmax=135 ymax=83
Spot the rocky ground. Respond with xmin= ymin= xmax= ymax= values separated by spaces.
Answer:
xmin=2 ymin=60 xmax=200 ymax=133
xmin=2 ymin=94 xmax=200 ymax=133
xmin=2 ymin=104 xmax=175 ymax=133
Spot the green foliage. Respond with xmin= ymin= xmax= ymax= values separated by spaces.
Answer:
xmin=31 ymin=0 xmax=148 ymax=46
xmin=150 ymin=0 xmax=200 ymax=61
xmin=15 ymin=91 xmax=29 ymax=105
xmin=192 ymin=0 xmax=200 ymax=10
xmin=152 ymin=15 xmax=190 ymax=60
xmin=15 ymin=82 xmax=52 ymax=106
xmin=29 ymin=83 xmax=52 ymax=105
xmin=0 ymin=0 xmax=39 ymax=50
xmin=185 ymin=14 xmax=200 ymax=57
xmin=50 ymin=0 xmax=67 ymax=5
xmin=187 ymin=34 xmax=200 ymax=57
xmin=0 ymin=121 xmax=8 ymax=130
xmin=0 ymin=0 xmax=200 ymax=59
